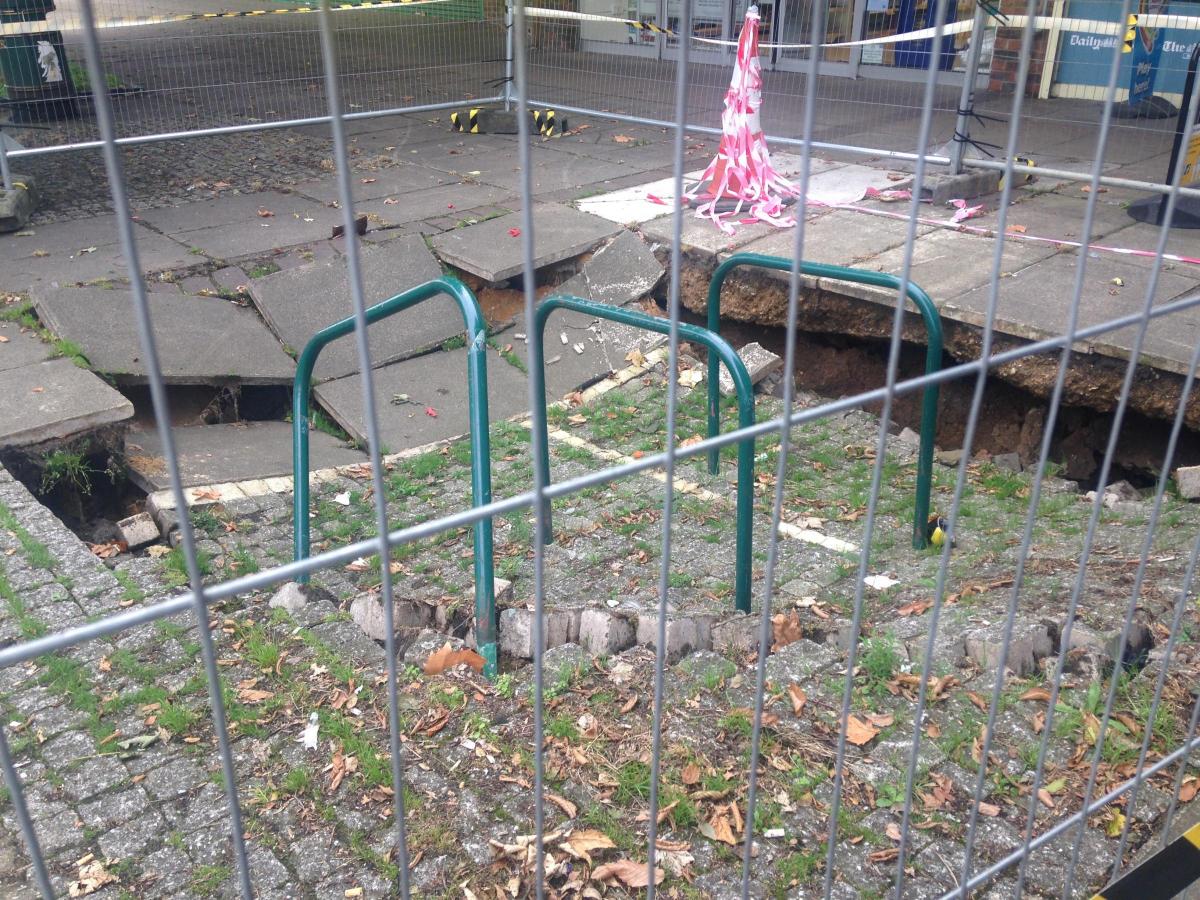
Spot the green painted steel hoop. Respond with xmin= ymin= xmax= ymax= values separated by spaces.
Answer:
xmin=532 ymin=294 xmax=758 ymax=613
xmin=290 ymin=276 xmax=499 ymax=676
xmin=706 ymin=252 xmax=944 ymax=551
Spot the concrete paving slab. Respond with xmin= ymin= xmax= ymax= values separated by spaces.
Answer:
xmin=247 ymin=235 xmax=455 ymax=382
xmin=555 ymin=230 xmax=663 ymax=307
xmin=313 ymin=346 xmax=532 ymax=451
xmin=2 ymin=217 xmax=196 ymax=289
xmin=639 ymin=210 xmax=778 ymax=257
xmin=857 ymin=229 xmax=1059 ymax=307
xmin=971 ymin=192 xmax=1137 ymax=243
xmin=33 ymin=286 xmax=295 ymax=385
xmin=0 ymin=321 xmax=54 ymax=373
xmin=509 ymin=310 xmax=667 ymax=399
xmin=576 ymin=174 xmax=681 ymax=226
xmin=0 ymin=358 xmax=133 ymax=448
xmin=738 ymin=209 xmax=935 ymax=268
xmin=430 ymin=204 xmax=621 ymax=282
xmin=417 ymin=148 xmax=630 ymax=195
xmin=134 ymin=192 xmax=333 ymax=260
xmin=123 ymin=422 xmax=367 ymax=491
xmin=291 ymin=164 xmax=461 ymax=206
xmin=1100 ymin=218 xmax=1200 ymax=270
xmin=950 ymin=251 xmax=1200 ymax=375
xmin=349 ymin=182 xmax=513 ymax=229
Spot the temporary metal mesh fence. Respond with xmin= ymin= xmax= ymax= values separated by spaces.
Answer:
xmin=1 ymin=0 xmax=1200 ymax=897
xmin=1 ymin=0 xmax=505 ymax=154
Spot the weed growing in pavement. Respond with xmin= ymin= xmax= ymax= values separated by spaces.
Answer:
xmin=0 ymin=501 xmax=57 ymax=570
xmin=163 ymin=546 xmax=212 ymax=586
xmin=859 ymin=634 xmax=902 ymax=696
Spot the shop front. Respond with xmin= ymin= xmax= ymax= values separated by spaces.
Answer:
xmin=575 ymin=0 xmax=993 ymax=86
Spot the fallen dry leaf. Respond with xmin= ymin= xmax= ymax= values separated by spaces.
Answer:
xmin=591 ymin=859 xmax=663 ymax=887
xmin=896 ymin=598 xmax=933 ymax=617
xmin=88 ymin=541 xmax=127 ymax=559
xmin=845 ymin=715 xmax=879 ymax=746
xmin=1020 ymin=687 xmax=1051 ymax=702
xmin=257 ymin=207 xmax=275 ymax=218
xmin=977 ymin=801 xmax=1001 ymax=817
xmin=560 ymin=829 xmax=615 ymax=865
xmin=1007 ymin=224 xmax=1028 ymax=233
xmin=680 ymin=762 xmax=701 ymax=785
xmin=547 ymin=793 xmax=577 ymax=819
xmin=612 ymin=134 xmax=635 ymax=144
xmin=625 ymin=348 xmax=647 ymax=367
xmin=866 ymin=712 xmax=894 ymax=728
xmin=68 ymin=858 xmax=118 ymax=897
xmin=967 ymin=691 xmax=988 ymax=712
xmin=771 ymin=610 xmax=803 ymax=651
xmin=424 ymin=643 xmax=486 ymax=676
xmin=1037 ymin=788 xmax=1054 ymax=809
xmin=700 ymin=814 xmax=737 ymax=845
xmin=1179 ymin=776 xmax=1198 ymax=803
xmin=788 ymin=684 xmax=807 ymax=717
xmin=192 ymin=487 xmax=221 ymax=502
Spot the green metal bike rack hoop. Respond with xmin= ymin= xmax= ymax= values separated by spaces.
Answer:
xmin=291 ymin=276 xmax=499 ymax=677
xmin=532 ymin=294 xmax=759 ymax=614
xmin=706 ymin=252 xmax=944 ymax=551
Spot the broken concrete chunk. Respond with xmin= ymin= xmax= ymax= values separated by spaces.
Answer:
xmin=1176 ymin=465 xmax=1200 ymax=501
xmin=0 ymin=183 xmax=34 ymax=233
xmin=992 ymin=452 xmax=1022 ymax=473
xmin=269 ymin=582 xmax=308 ymax=615
xmin=718 ymin=342 xmax=782 ymax=396
xmin=116 ymin=512 xmax=159 ymax=550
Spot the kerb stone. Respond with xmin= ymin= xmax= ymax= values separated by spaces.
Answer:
xmin=635 ymin=613 xmax=713 ymax=660
xmin=964 ymin=620 xmax=1054 ymax=677
xmin=578 ymin=608 xmax=635 ymax=655
xmin=498 ymin=607 xmax=580 ymax=659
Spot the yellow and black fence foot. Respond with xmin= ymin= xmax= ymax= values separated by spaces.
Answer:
xmin=1091 ymin=821 xmax=1200 ymax=900
xmin=448 ymin=108 xmax=567 ymax=137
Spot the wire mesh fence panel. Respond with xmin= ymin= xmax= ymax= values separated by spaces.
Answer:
xmin=1 ymin=0 xmax=1200 ymax=897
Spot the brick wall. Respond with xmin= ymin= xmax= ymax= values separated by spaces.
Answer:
xmin=987 ymin=0 xmax=1050 ymax=95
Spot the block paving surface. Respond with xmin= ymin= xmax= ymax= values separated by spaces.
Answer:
xmin=0 ymin=355 xmax=1196 ymax=898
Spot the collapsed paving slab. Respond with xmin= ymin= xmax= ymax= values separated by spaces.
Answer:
xmin=430 ymin=203 xmax=621 ymax=282
xmin=313 ymin=345 xmax=532 ymax=450
xmin=0 ymin=358 xmax=134 ymax=448
xmin=507 ymin=312 xmax=667 ymax=399
xmin=32 ymin=286 xmax=295 ymax=385
xmin=554 ymin=230 xmax=664 ymax=306
xmin=123 ymin=422 xmax=368 ymax=492
xmin=247 ymin=236 xmax=455 ymax=382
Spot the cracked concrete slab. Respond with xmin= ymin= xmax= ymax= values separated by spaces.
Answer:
xmin=313 ymin=344 xmax=531 ymax=451
xmin=124 ymin=422 xmax=368 ymax=492
xmin=0 ymin=358 xmax=133 ymax=448
xmin=247 ymin=235 xmax=455 ymax=382
xmin=430 ymin=204 xmax=621 ymax=282
xmin=555 ymin=229 xmax=663 ymax=307
xmin=33 ymin=285 xmax=295 ymax=385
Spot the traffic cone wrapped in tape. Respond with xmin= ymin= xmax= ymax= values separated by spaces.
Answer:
xmin=685 ymin=4 xmax=799 ymax=234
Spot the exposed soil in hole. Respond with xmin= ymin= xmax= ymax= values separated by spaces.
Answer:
xmin=124 ymin=384 xmax=291 ymax=428
xmin=679 ymin=307 xmax=1200 ymax=490
xmin=1 ymin=435 xmax=147 ymax=545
